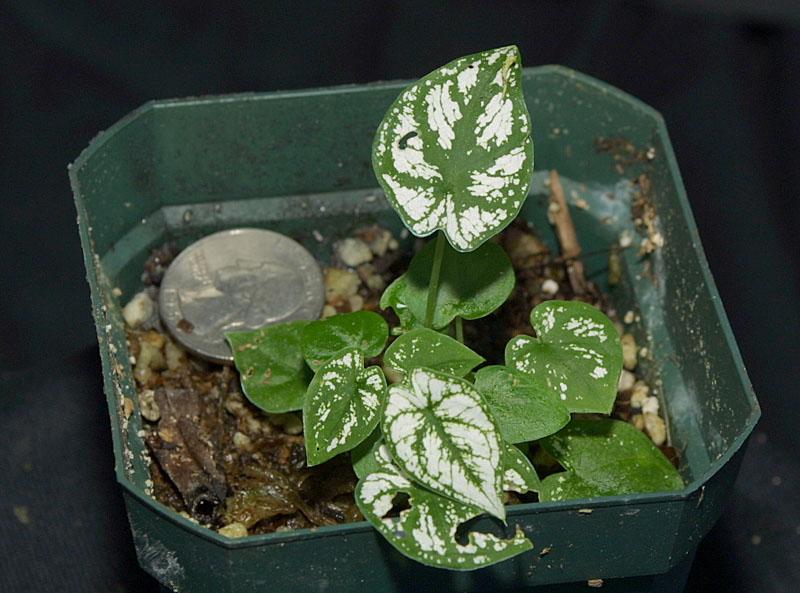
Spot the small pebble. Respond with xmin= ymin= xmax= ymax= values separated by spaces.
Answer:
xmin=122 ymin=291 xmax=154 ymax=328
xmin=643 ymin=412 xmax=667 ymax=446
xmin=321 ymin=304 xmax=337 ymax=318
xmin=619 ymin=230 xmax=633 ymax=249
xmin=139 ymin=389 xmax=161 ymax=422
xmin=587 ymin=578 xmax=604 ymax=588
xmin=623 ymin=310 xmax=635 ymax=325
xmin=618 ymin=370 xmax=636 ymax=392
xmin=366 ymin=274 xmax=386 ymax=292
xmin=642 ymin=395 xmax=660 ymax=415
xmin=632 ymin=414 xmax=645 ymax=431
xmin=388 ymin=238 xmax=400 ymax=250
xmin=621 ymin=334 xmax=638 ymax=370
xmin=348 ymin=294 xmax=365 ymax=312
xmin=337 ymin=238 xmax=373 ymax=267
xmin=368 ymin=229 xmax=393 ymax=257
xmin=233 ymin=431 xmax=252 ymax=450
xmin=123 ymin=397 xmax=135 ymax=419
xmin=219 ymin=522 xmax=249 ymax=539
xmin=164 ymin=340 xmax=186 ymax=371
xmin=541 ymin=279 xmax=559 ymax=296
xmin=271 ymin=413 xmax=303 ymax=435
xmin=630 ymin=381 xmax=650 ymax=408
xmin=324 ymin=268 xmax=361 ymax=300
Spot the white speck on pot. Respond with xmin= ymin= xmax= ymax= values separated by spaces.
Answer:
xmin=219 ymin=523 xmax=248 ymax=538
xmin=587 ymin=578 xmax=604 ymax=588
xmin=112 ymin=286 xmax=123 ymax=297
xmin=623 ymin=310 xmax=635 ymax=324
xmin=621 ymin=334 xmax=638 ymax=370
xmin=123 ymin=291 xmax=155 ymax=328
xmin=541 ymin=279 xmax=559 ymax=296
xmin=639 ymin=347 xmax=649 ymax=359
xmin=750 ymin=534 xmax=762 ymax=546
xmin=643 ymin=412 xmax=666 ymax=446
xmin=337 ymin=238 xmax=373 ymax=267
xmin=312 ymin=229 xmax=324 ymax=242
xmin=646 ymin=147 xmax=656 ymax=160
xmin=619 ymin=230 xmax=633 ymax=249
xmin=771 ymin=476 xmax=782 ymax=486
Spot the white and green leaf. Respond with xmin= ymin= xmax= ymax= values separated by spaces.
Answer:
xmin=505 ymin=300 xmax=622 ymax=414
xmin=373 ymin=45 xmax=534 ymax=252
xmin=382 ymin=368 xmax=505 ymax=519
xmin=303 ymin=348 xmax=386 ymax=466
xmin=473 ymin=365 xmax=571 ymax=444
xmin=384 ymin=327 xmax=484 ymax=378
xmin=301 ymin=311 xmax=389 ymax=370
xmin=501 ymin=443 xmax=540 ymax=494
xmin=226 ymin=320 xmax=312 ymax=413
xmin=380 ymin=239 xmax=515 ymax=329
xmin=539 ymin=418 xmax=684 ymax=501
xmin=356 ymin=462 xmax=532 ymax=570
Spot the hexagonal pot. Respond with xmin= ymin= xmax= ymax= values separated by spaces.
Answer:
xmin=70 ymin=66 xmax=759 ymax=593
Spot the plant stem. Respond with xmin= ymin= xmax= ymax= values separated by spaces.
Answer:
xmin=455 ymin=316 xmax=464 ymax=343
xmin=424 ymin=232 xmax=446 ymax=328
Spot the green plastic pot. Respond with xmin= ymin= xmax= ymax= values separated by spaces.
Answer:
xmin=70 ymin=66 xmax=759 ymax=593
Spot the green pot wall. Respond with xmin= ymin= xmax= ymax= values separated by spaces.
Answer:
xmin=70 ymin=66 xmax=759 ymax=593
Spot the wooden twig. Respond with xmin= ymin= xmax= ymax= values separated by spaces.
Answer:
xmin=548 ymin=170 xmax=587 ymax=295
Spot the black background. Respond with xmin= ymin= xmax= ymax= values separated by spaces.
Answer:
xmin=1 ymin=2 xmax=798 ymax=591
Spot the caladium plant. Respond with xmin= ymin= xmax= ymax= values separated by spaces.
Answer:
xmin=227 ymin=45 xmax=682 ymax=571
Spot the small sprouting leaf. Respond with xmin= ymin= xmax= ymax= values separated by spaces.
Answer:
xmin=303 ymin=348 xmax=386 ymax=466
xmin=381 ymin=239 xmax=514 ymax=330
xmin=351 ymin=428 xmax=385 ymax=480
xmin=356 ymin=463 xmax=532 ymax=570
xmin=501 ymin=443 xmax=540 ymax=494
xmin=473 ymin=365 xmax=570 ymax=444
xmin=539 ymin=418 xmax=683 ymax=501
xmin=301 ymin=311 xmax=389 ymax=370
xmin=384 ymin=327 xmax=484 ymax=378
xmin=505 ymin=300 xmax=622 ymax=414
xmin=226 ymin=321 xmax=312 ymax=413
xmin=382 ymin=368 xmax=505 ymax=519
xmin=373 ymin=45 xmax=533 ymax=252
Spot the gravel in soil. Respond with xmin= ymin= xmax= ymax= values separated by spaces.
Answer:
xmin=126 ymin=215 xmax=677 ymax=537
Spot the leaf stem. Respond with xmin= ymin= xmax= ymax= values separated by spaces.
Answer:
xmin=424 ymin=232 xmax=446 ymax=328
xmin=455 ymin=317 xmax=464 ymax=344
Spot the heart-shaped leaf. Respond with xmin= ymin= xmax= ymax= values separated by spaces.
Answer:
xmin=301 ymin=311 xmax=389 ymax=370
xmin=473 ymin=365 xmax=570 ymax=444
xmin=380 ymin=239 xmax=515 ymax=330
xmin=226 ymin=320 xmax=312 ymax=413
xmin=373 ymin=45 xmax=533 ymax=252
xmin=501 ymin=443 xmax=540 ymax=494
xmin=356 ymin=463 xmax=532 ymax=570
xmin=382 ymin=368 xmax=505 ymax=519
xmin=539 ymin=418 xmax=683 ymax=501
xmin=303 ymin=348 xmax=386 ymax=466
xmin=505 ymin=300 xmax=622 ymax=414
xmin=384 ymin=327 xmax=484 ymax=378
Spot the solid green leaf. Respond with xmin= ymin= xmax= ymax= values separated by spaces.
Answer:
xmin=303 ymin=348 xmax=386 ymax=466
xmin=384 ymin=327 xmax=484 ymax=378
xmin=356 ymin=462 xmax=532 ymax=570
xmin=501 ymin=443 xmax=540 ymax=494
xmin=373 ymin=45 xmax=534 ymax=252
xmin=382 ymin=367 xmax=505 ymax=519
xmin=301 ymin=311 xmax=389 ymax=370
xmin=226 ymin=321 xmax=312 ymax=413
xmin=539 ymin=418 xmax=683 ymax=501
xmin=505 ymin=300 xmax=622 ymax=414
xmin=381 ymin=239 xmax=515 ymax=330
xmin=473 ymin=365 xmax=570 ymax=444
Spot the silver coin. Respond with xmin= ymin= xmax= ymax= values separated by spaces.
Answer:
xmin=159 ymin=228 xmax=324 ymax=363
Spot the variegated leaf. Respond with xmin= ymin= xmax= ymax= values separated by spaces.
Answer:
xmin=382 ymin=368 xmax=505 ymax=519
xmin=501 ymin=443 xmax=540 ymax=494
xmin=384 ymin=327 xmax=484 ymax=378
xmin=303 ymin=348 xmax=386 ymax=466
xmin=356 ymin=462 xmax=532 ymax=570
xmin=301 ymin=311 xmax=389 ymax=371
xmin=505 ymin=300 xmax=622 ymax=414
xmin=373 ymin=45 xmax=533 ymax=252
